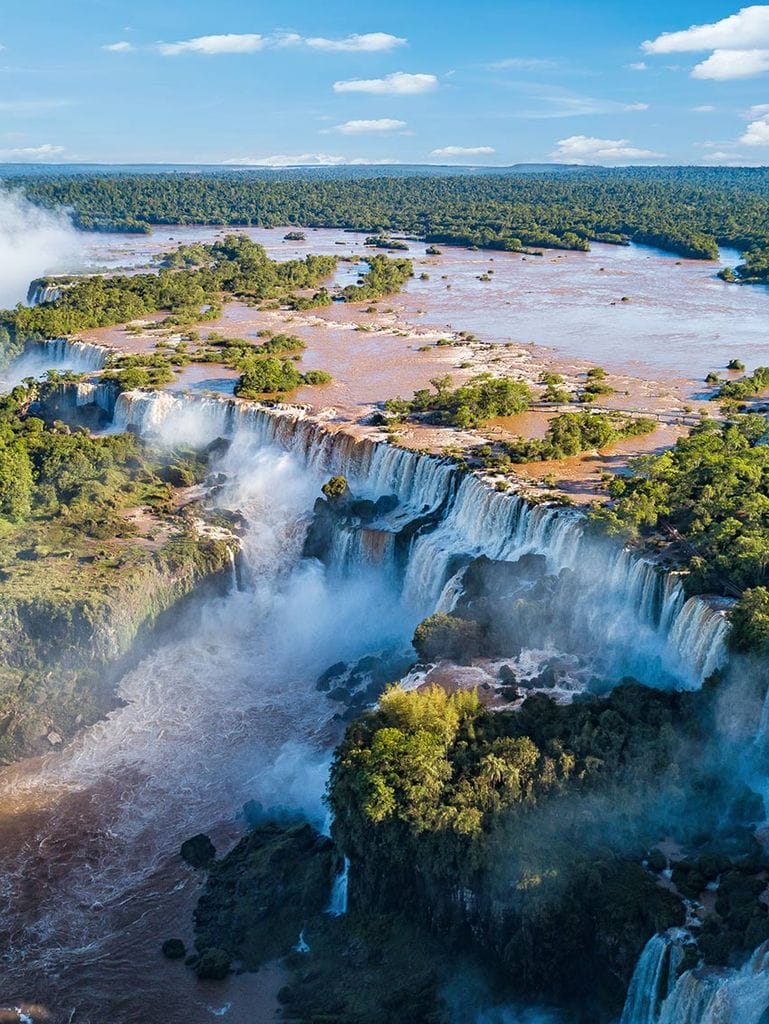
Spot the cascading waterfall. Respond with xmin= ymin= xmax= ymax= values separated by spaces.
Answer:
xmin=97 ymin=388 xmax=731 ymax=688
xmin=26 ymin=280 xmax=64 ymax=306
xmin=620 ymin=931 xmax=687 ymax=1024
xmin=621 ymin=933 xmax=769 ymax=1024
xmin=326 ymin=857 xmax=349 ymax=916
xmin=0 ymin=338 xmax=108 ymax=391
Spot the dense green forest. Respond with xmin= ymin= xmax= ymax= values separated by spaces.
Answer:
xmin=13 ymin=167 xmax=769 ymax=273
xmin=0 ymin=236 xmax=337 ymax=358
xmin=327 ymin=681 xmax=767 ymax=1015
xmin=592 ymin=416 xmax=769 ymax=650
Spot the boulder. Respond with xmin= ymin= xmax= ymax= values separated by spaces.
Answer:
xmin=181 ymin=833 xmax=216 ymax=869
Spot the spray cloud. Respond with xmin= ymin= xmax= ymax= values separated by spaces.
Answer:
xmin=0 ymin=187 xmax=78 ymax=307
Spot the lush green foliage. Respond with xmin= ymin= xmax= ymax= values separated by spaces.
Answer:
xmin=386 ymin=373 xmax=531 ymax=428
xmin=504 ymin=411 xmax=656 ymax=462
xmin=342 ymin=254 xmax=413 ymax=301
xmin=234 ymin=357 xmax=332 ymax=397
xmin=0 ymin=235 xmax=337 ymax=348
xmin=713 ymin=365 xmax=769 ymax=402
xmin=593 ymin=417 xmax=769 ymax=595
xmin=16 ymin=167 xmax=769 ymax=264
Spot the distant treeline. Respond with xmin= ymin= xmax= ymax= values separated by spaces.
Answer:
xmin=14 ymin=167 xmax=769 ymax=277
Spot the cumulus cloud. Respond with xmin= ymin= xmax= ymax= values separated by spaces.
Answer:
xmin=644 ymin=6 xmax=769 ymax=53
xmin=0 ymin=143 xmax=64 ymax=161
xmin=626 ymin=61 xmax=648 ymax=70
xmin=741 ymin=113 xmax=769 ymax=143
xmin=692 ymin=48 xmax=769 ymax=78
xmin=221 ymin=153 xmax=397 ymax=166
xmin=430 ymin=145 xmax=495 ymax=157
xmin=158 ymin=33 xmax=267 ymax=55
xmin=333 ymin=71 xmax=437 ymax=94
xmin=155 ymin=30 xmax=405 ymax=56
xmin=551 ymin=135 xmax=664 ymax=164
xmin=330 ymin=119 xmax=407 ymax=134
xmin=102 ymin=41 xmax=134 ymax=52
xmin=643 ymin=6 xmax=769 ymax=79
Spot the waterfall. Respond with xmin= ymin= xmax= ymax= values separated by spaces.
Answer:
xmin=326 ymin=857 xmax=349 ymax=916
xmin=1 ymin=339 xmax=108 ymax=391
xmin=620 ymin=932 xmax=687 ymax=1024
xmin=622 ymin=934 xmax=769 ymax=1024
xmin=26 ymin=280 xmax=64 ymax=306
xmin=81 ymin=389 xmax=732 ymax=688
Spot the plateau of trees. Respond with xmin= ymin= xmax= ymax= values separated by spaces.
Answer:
xmin=502 ymin=410 xmax=656 ymax=462
xmin=0 ymin=236 xmax=338 ymax=355
xmin=592 ymin=415 xmax=769 ymax=651
xmin=385 ymin=373 xmax=532 ymax=428
xmin=14 ymin=166 xmax=769 ymax=268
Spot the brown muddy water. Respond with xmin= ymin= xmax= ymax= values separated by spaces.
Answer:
xmin=63 ymin=226 xmax=768 ymax=381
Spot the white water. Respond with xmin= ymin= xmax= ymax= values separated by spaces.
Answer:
xmin=621 ymin=932 xmax=769 ymax=1024
xmin=0 ymin=378 xmax=739 ymax=1021
xmin=0 ymin=431 xmax=414 ymax=1021
xmin=326 ymin=857 xmax=349 ymax=916
xmin=107 ymin=388 xmax=730 ymax=689
xmin=0 ymin=338 xmax=107 ymax=390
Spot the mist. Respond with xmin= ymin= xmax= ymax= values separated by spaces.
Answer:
xmin=0 ymin=187 xmax=79 ymax=307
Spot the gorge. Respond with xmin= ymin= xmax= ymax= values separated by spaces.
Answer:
xmin=0 ymin=369 xmax=761 ymax=1022
xmin=0 ymin=173 xmax=768 ymax=1023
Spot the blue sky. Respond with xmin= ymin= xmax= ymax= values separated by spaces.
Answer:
xmin=2 ymin=0 xmax=769 ymax=165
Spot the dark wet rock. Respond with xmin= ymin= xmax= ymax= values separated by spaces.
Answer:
xmin=374 ymin=494 xmax=399 ymax=516
xmin=162 ymin=938 xmax=187 ymax=960
xmin=193 ymin=821 xmax=338 ymax=972
xmin=350 ymin=499 xmax=376 ymax=523
xmin=328 ymin=685 xmax=351 ymax=703
xmin=181 ymin=833 xmax=216 ymax=869
xmin=315 ymin=661 xmax=348 ymax=691
xmin=205 ymin=437 xmax=232 ymax=459
xmin=498 ymin=664 xmax=517 ymax=684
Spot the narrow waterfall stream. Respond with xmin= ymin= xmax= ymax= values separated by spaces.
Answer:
xmin=0 ymin=383 xmax=747 ymax=1022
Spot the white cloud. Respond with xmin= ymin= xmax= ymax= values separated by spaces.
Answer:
xmin=626 ymin=61 xmax=648 ymax=70
xmin=551 ymin=135 xmax=664 ymax=164
xmin=741 ymin=113 xmax=769 ymax=143
xmin=643 ymin=6 xmax=769 ymax=79
xmin=625 ymin=102 xmax=650 ymax=110
xmin=155 ymin=30 xmax=405 ymax=57
xmin=0 ymin=143 xmax=64 ymax=161
xmin=692 ymin=104 xmax=717 ymax=112
xmin=331 ymin=118 xmax=407 ymax=134
xmin=692 ymin=48 xmax=769 ymax=78
xmin=333 ymin=71 xmax=437 ymax=94
xmin=102 ymin=41 xmax=134 ymax=52
xmin=749 ymin=102 xmax=769 ymax=114
xmin=222 ymin=153 xmax=397 ymax=166
xmin=305 ymin=32 xmax=405 ymax=52
xmin=158 ymin=33 xmax=267 ymax=56
xmin=643 ymin=6 xmax=769 ymax=53
xmin=430 ymin=145 xmax=495 ymax=157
